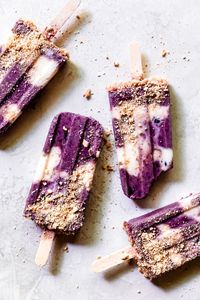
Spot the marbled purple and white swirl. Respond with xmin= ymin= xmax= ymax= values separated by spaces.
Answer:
xmin=124 ymin=193 xmax=200 ymax=279
xmin=24 ymin=113 xmax=103 ymax=235
xmin=0 ymin=20 xmax=68 ymax=134
xmin=108 ymin=78 xmax=172 ymax=199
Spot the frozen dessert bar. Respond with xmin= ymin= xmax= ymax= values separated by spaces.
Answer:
xmin=108 ymin=43 xmax=173 ymax=199
xmin=108 ymin=79 xmax=172 ymax=199
xmin=24 ymin=112 xmax=104 ymax=235
xmin=124 ymin=193 xmax=200 ymax=279
xmin=92 ymin=193 xmax=200 ymax=280
xmin=0 ymin=19 xmax=68 ymax=133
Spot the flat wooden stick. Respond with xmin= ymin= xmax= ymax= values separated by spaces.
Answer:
xmin=130 ymin=42 xmax=143 ymax=80
xmin=35 ymin=230 xmax=55 ymax=266
xmin=44 ymin=0 xmax=81 ymax=41
xmin=92 ymin=246 xmax=135 ymax=273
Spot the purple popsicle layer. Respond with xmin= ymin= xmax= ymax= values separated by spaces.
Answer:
xmin=24 ymin=112 xmax=103 ymax=235
xmin=124 ymin=193 xmax=200 ymax=279
xmin=108 ymin=78 xmax=173 ymax=199
xmin=0 ymin=20 xmax=68 ymax=134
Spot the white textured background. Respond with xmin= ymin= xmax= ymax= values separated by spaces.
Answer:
xmin=0 ymin=0 xmax=200 ymax=299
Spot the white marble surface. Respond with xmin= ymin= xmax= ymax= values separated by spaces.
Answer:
xmin=0 ymin=0 xmax=200 ymax=299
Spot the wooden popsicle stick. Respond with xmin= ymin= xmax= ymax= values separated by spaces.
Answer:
xmin=35 ymin=230 xmax=55 ymax=266
xmin=44 ymin=0 xmax=81 ymax=41
xmin=91 ymin=246 xmax=135 ymax=273
xmin=130 ymin=42 xmax=143 ymax=80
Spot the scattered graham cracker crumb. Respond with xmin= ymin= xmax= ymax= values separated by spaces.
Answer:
xmin=114 ymin=62 xmax=120 ymax=67
xmin=161 ymin=49 xmax=169 ymax=57
xmin=83 ymin=89 xmax=93 ymax=100
xmin=63 ymin=245 xmax=69 ymax=252
xmin=96 ymin=256 xmax=102 ymax=260
xmin=76 ymin=15 xmax=80 ymax=20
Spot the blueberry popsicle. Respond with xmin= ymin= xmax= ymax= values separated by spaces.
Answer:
xmin=92 ymin=193 xmax=200 ymax=280
xmin=124 ymin=193 xmax=200 ymax=279
xmin=0 ymin=0 xmax=80 ymax=134
xmin=0 ymin=20 xmax=68 ymax=134
xmin=24 ymin=112 xmax=103 ymax=265
xmin=24 ymin=112 xmax=103 ymax=234
xmin=108 ymin=43 xmax=173 ymax=199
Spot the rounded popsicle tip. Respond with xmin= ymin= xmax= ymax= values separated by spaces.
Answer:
xmin=35 ymin=230 xmax=55 ymax=267
xmin=91 ymin=246 xmax=135 ymax=273
xmin=35 ymin=255 xmax=48 ymax=267
xmin=130 ymin=41 xmax=144 ymax=80
xmin=91 ymin=259 xmax=104 ymax=273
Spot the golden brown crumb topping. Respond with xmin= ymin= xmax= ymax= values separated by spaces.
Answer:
xmin=0 ymin=20 xmax=68 ymax=79
xmin=25 ymin=162 xmax=95 ymax=234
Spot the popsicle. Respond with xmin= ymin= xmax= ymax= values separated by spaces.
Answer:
xmin=108 ymin=43 xmax=173 ymax=199
xmin=24 ymin=112 xmax=104 ymax=265
xmin=92 ymin=193 xmax=200 ymax=279
xmin=0 ymin=0 xmax=80 ymax=134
